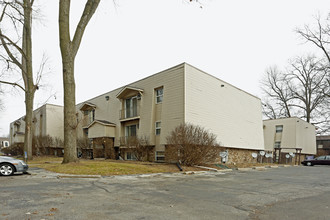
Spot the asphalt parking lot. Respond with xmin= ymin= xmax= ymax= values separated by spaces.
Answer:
xmin=1 ymin=166 xmax=330 ymax=220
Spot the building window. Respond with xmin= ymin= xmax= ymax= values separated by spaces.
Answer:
xmin=275 ymin=125 xmax=283 ymax=133
xmin=155 ymin=121 xmax=161 ymax=135
xmin=125 ymin=96 xmax=138 ymax=118
xmin=155 ymin=87 xmax=163 ymax=104
xmin=274 ymin=141 xmax=281 ymax=148
xmin=15 ymin=124 xmax=20 ymax=132
xmin=126 ymin=152 xmax=136 ymax=160
xmin=156 ymin=151 xmax=165 ymax=162
xmin=126 ymin=125 xmax=137 ymax=137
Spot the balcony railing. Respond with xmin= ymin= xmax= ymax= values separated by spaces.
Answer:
xmin=120 ymin=136 xmax=138 ymax=146
xmin=119 ymin=106 xmax=140 ymax=120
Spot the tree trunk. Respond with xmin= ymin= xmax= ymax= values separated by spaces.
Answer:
xmin=22 ymin=0 xmax=35 ymax=160
xmin=62 ymin=58 xmax=78 ymax=163
xmin=24 ymin=91 xmax=34 ymax=160
xmin=59 ymin=0 xmax=100 ymax=163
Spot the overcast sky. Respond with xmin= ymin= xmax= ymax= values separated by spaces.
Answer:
xmin=0 ymin=0 xmax=329 ymax=136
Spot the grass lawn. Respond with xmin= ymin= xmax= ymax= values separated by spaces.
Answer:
xmin=27 ymin=157 xmax=202 ymax=176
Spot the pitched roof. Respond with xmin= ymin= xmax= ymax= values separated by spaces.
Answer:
xmin=85 ymin=120 xmax=116 ymax=129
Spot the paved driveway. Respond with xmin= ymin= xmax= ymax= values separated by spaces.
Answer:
xmin=1 ymin=166 xmax=330 ymax=220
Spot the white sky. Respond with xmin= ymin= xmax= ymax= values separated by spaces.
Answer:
xmin=0 ymin=0 xmax=329 ymax=136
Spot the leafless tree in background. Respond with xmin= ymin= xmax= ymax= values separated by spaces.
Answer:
xmin=296 ymin=14 xmax=330 ymax=99
xmin=59 ymin=0 xmax=100 ymax=163
xmin=288 ymin=56 xmax=328 ymax=123
xmin=261 ymin=66 xmax=293 ymax=119
xmin=0 ymin=0 xmax=44 ymax=160
xmin=261 ymin=55 xmax=330 ymax=134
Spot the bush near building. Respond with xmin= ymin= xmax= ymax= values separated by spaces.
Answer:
xmin=1 ymin=143 xmax=24 ymax=156
xmin=166 ymin=123 xmax=220 ymax=166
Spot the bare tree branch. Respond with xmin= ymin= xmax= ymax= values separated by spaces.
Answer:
xmin=0 ymin=79 xmax=25 ymax=91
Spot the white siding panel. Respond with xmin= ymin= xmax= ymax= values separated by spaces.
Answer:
xmin=184 ymin=64 xmax=264 ymax=150
xmin=263 ymin=117 xmax=316 ymax=154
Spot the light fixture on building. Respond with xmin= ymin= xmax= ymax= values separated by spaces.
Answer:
xmin=105 ymin=96 xmax=110 ymax=101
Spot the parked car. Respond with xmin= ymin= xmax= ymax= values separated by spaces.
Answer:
xmin=301 ymin=155 xmax=330 ymax=166
xmin=0 ymin=156 xmax=28 ymax=176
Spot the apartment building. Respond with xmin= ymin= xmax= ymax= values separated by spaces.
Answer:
xmin=263 ymin=117 xmax=316 ymax=163
xmin=76 ymin=63 xmax=265 ymax=161
xmin=9 ymin=104 xmax=64 ymax=146
xmin=0 ymin=137 xmax=9 ymax=149
xmin=316 ymin=135 xmax=330 ymax=156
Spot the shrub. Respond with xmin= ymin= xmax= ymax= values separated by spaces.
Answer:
xmin=166 ymin=123 xmax=220 ymax=166
xmin=2 ymin=143 xmax=24 ymax=156
xmin=32 ymin=135 xmax=64 ymax=156
xmin=126 ymin=136 xmax=153 ymax=161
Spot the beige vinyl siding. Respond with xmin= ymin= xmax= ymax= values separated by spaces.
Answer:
xmin=76 ymin=64 xmax=185 ymax=149
xmin=9 ymin=104 xmax=64 ymax=145
xmin=45 ymin=105 xmax=64 ymax=139
xmin=88 ymin=123 xmax=116 ymax=139
xmin=76 ymin=88 xmax=122 ymax=146
xmin=125 ymin=64 xmax=185 ymax=148
xmin=296 ymin=119 xmax=316 ymax=154
xmin=263 ymin=119 xmax=296 ymax=151
xmin=184 ymin=64 xmax=264 ymax=150
xmin=263 ymin=117 xmax=316 ymax=154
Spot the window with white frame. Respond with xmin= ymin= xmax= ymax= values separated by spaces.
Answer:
xmin=156 ymin=151 xmax=165 ymax=162
xmin=126 ymin=152 xmax=136 ymax=160
xmin=125 ymin=124 xmax=137 ymax=137
xmin=125 ymin=96 xmax=138 ymax=118
xmin=155 ymin=121 xmax=161 ymax=135
xmin=155 ymin=87 xmax=163 ymax=104
xmin=89 ymin=109 xmax=95 ymax=123
xmin=275 ymin=125 xmax=283 ymax=133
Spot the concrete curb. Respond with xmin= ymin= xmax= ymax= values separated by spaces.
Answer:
xmin=253 ymin=167 xmax=267 ymax=171
xmin=57 ymin=175 xmax=101 ymax=179
xmin=218 ymin=169 xmax=233 ymax=172
xmin=234 ymin=165 xmax=297 ymax=172
xmin=195 ymin=165 xmax=219 ymax=172
xmin=30 ymin=164 xmax=298 ymax=179
xmin=237 ymin=168 xmax=253 ymax=171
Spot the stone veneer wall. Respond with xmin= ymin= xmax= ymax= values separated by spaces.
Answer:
xmin=218 ymin=147 xmax=261 ymax=164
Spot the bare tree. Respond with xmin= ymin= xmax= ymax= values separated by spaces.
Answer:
xmin=261 ymin=66 xmax=293 ymax=119
xmin=59 ymin=0 xmax=100 ymax=163
xmin=296 ymin=14 xmax=330 ymax=64
xmin=287 ymin=56 xmax=328 ymax=123
xmin=296 ymin=14 xmax=330 ymax=100
xmin=0 ymin=0 xmax=43 ymax=160
xmin=261 ymin=55 xmax=330 ymax=133
xmin=0 ymin=88 xmax=3 ymax=112
xmin=166 ymin=123 xmax=220 ymax=166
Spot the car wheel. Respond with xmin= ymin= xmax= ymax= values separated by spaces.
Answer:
xmin=0 ymin=163 xmax=15 ymax=176
xmin=306 ymin=161 xmax=312 ymax=166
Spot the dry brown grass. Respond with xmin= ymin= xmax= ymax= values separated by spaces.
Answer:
xmin=27 ymin=156 xmax=205 ymax=176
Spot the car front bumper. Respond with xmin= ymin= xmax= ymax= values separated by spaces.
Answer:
xmin=14 ymin=163 xmax=29 ymax=173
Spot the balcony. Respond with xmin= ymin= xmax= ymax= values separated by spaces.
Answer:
xmin=120 ymin=136 xmax=138 ymax=146
xmin=119 ymin=106 xmax=140 ymax=121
